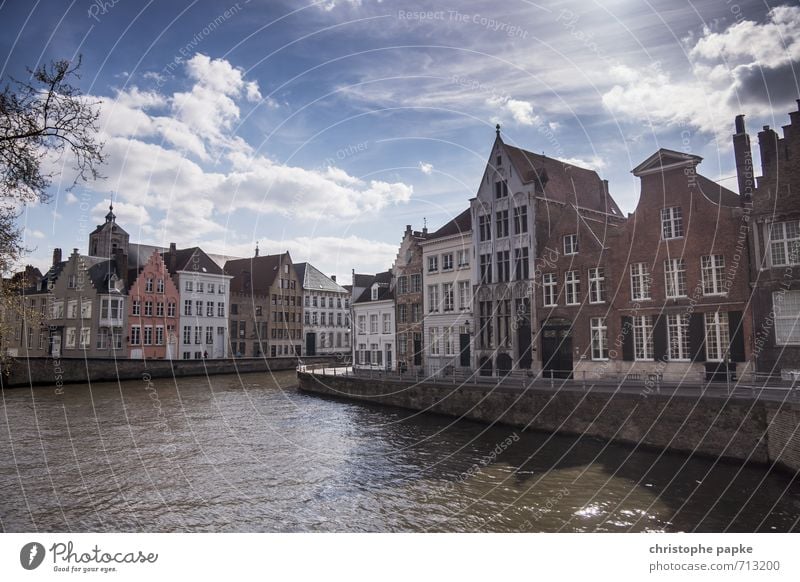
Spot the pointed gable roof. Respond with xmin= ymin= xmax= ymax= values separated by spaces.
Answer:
xmin=224 ymin=252 xmax=287 ymax=294
xmin=631 ymin=148 xmax=702 ymax=177
xmin=162 ymin=246 xmax=224 ymax=276
xmin=426 ymin=208 xmax=472 ymax=241
xmin=294 ymin=262 xmax=347 ymax=294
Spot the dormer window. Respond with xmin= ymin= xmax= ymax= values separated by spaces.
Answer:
xmin=371 ymin=285 xmax=379 ymax=301
xmin=661 ymin=207 xmax=683 ymax=239
xmin=564 ymin=234 xmax=578 ymax=255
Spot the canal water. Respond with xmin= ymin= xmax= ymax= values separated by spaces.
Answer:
xmin=1 ymin=371 xmax=798 ymax=532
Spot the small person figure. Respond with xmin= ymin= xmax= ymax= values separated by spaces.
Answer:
xmin=203 ymin=350 xmax=208 ymax=359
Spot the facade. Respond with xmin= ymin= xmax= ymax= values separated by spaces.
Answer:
xmin=471 ymin=127 xmax=621 ymax=376
xmin=163 ymin=244 xmax=232 ymax=359
xmin=420 ymin=209 xmax=473 ymax=376
xmin=127 ymin=249 xmax=181 ymax=360
xmin=393 ymin=225 xmax=428 ymax=372
xmin=88 ymin=204 xmax=130 ymax=259
xmin=736 ymin=104 xmax=800 ymax=378
xmin=352 ymin=270 xmax=395 ymax=371
xmin=294 ymin=262 xmax=350 ymax=356
xmin=225 ymin=251 xmax=303 ymax=358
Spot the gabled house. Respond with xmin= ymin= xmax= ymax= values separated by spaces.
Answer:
xmin=294 ymin=262 xmax=350 ymax=356
xmin=393 ymin=224 xmax=428 ymax=372
xmin=352 ymin=270 xmax=395 ymax=371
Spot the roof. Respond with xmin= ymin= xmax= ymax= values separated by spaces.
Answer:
xmin=353 ymin=270 xmax=393 ymax=304
xmin=426 ymin=208 xmax=472 ymax=241
xmin=503 ymin=143 xmax=623 ymax=215
xmin=352 ymin=273 xmax=374 ymax=288
xmin=129 ymin=243 xmax=167 ymax=268
xmin=631 ymin=148 xmax=702 ymax=176
xmin=162 ymin=246 xmax=225 ymax=276
xmin=87 ymin=259 xmax=127 ymax=294
xmin=224 ymin=252 xmax=285 ymax=294
xmin=294 ymin=262 xmax=347 ymax=294
xmin=695 ymin=174 xmax=741 ymax=207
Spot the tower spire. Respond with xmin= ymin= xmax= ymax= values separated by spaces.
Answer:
xmin=105 ymin=196 xmax=116 ymax=223
xmin=496 ymin=123 xmax=501 ymax=138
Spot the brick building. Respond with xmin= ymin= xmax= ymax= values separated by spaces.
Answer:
xmin=394 ymin=224 xmax=428 ymax=372
xmin=225 ymin=251 xmax=303 ymax=358
xmin=127 ymin=249 xmax=180 ymax=360
xmin=736 ymin=103 xmax=800 ymax=377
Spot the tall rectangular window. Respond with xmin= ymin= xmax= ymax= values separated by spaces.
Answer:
xmin=457 ymin=249 xmax=470 ymax=268
xmin=370 ymin=314 xmax=378 ymax=334
xmin=563 ymin=234 xmax=578 ymax=255
xmin=143 ymin=326 xmax=153 ymax=346
xmin=443 ymin=283 xmax=454 ymax=312
xmin=590 ymin=317 xmax=608 ymax=360
xmin=479 ymin=214 xmax=491 ymax=242
xmin=514 ymin=247 xmax=529 ymax=280
xmin=633 ymin=315 xmax=654 ymax=360
xmin=543 ymin=273 xmax=557 ymax=306
xmin=410 ymin=274 xmax=422 ymax=293
xmin=664 ymin=258 xmax=687 ymax=298
xmin=704 ymin=311 xmax=730 ymax=361
xmin=182 ymin=326 xmax=191 ymax=344
xmin=427 ymin=256 xmax=438 ymax=273
xmin=398 ymin=304 xmax=407 ymax=323
xmin=428 ymin=285 xmax=439 ymax=312
xmin=480 ymin=253 xmax=492 ymax=284
xmin=131 ymin=325 xmax=141 ymax=345
xmin=429 ymin=327 xmax=440 ymax=355
xmin=667 ymin=314 xmax=690 ymax=360
xmin=382 ymin=313 xmax=391 ymax=334
xmin=496 ymin=250 xmax=510 ymax=282
xmin=498 ymin=299 xmax=511 ymax=348
xmin=357 ymin=315 xmax=366 ymax=334
xmin=565 ymin=270 xmax=580 ymax=305
xmin=458 ymin=281 xmax=470 ymax=310
xmin=513 ymin=206 xmax=528 ymax=234
xmin=661 ymin=207 xmax=683 ymax=239
xmin=769 ymin=220 xmax=800 ymax=266
xmin=442 ymin=253 xmax=453 ymax=270
xmin=588 ymin=267 xmax=605 ymax=303
xmin=495 ymin=210 xmax=509 ymax=238
xmin=774 ymin=290 xmax=800 ymax=345
xmin=630 ymin=263 xmax=651 ymax=300
xmin=479 ymin=301 xmax=493 ymax=349
xmin=494 ymin=181 xmax=508 ymax=198
xmin=701 ymin=255 xmax=725 ymax=295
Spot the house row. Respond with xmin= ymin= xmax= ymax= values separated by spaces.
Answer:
xmin=351 ymin=104 xmax=800 ymax=382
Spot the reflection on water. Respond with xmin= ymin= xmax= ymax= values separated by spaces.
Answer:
xmin=1 ymin=371 xmax=798 ymax=532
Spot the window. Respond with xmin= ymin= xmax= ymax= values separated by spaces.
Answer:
xmin=705 ymin=311 xmax=730 ymax=361
xmin=382 ymin=313 xmax=391 ymax=334
xmin=168 ymin=302 xmax=176 ymax=317
xmin=661 ymin=207 xmax=684 ymax=239
xmin=591 ymin=317 xmax=608 ymax=360
xmin=774 ymin=290 xmax=800 ymax=345
xmin=96 ymin=328 xmax=109 ymax=350
xmin=131 ymin=325 xmax=141 ymax=345
xmin=143 ymin=326 xmax=153 ymax=346
xmin=132 ymin=299 xmax=141 ymax=316
xmin=52 ymin=300 xmax=64 ymax=319
xmin=184 ymin=300 xmax=192 ymax=316
xmin=701 ymin=255 xmax=725 ymax=295
xmin=769 ymin=220 xmax=800 ymax=266
xmin=68 ymin=275 xmax=77 ymax=289
xmin=371 ymin=286 xmax=379 ymax=301
xmin=496 ymin=250 xmax=510 ymax=282
xmin=410 ymin=274 xmax=422 ymax=293
xmin=543 ymin=273 xmax=557 ymax=306
xmin=144 ymin=301 xmax=153 ymax=316
xmin=156 ymin=302 xmax=165 ymax=317
xmin=430 ymin=327 xmax=440 ymax=355
xmin=664 ymin=258 xmax=687 ymax=298
xmin=145 ymin=278 xmax=154 ymax=292
xmin=357 ymin=315 xmax=366 ymax=334
xmin=195 ymin=300 xmax=202 ymax=316
xmin=428 ymin=256 xmax=439 ymax=273
xmin=514 ymin=247 xmax=529 ymax=280
xmin=370 ymin=314 xmax=378 ymax=334
xmin=479 ymin=214 xmax=491 ymax=242
xmin=206 ymin=326 xmax=214 ymax=344
xmin=206 ymin=302 xmax=214 ymax=317
xmin=667 ymin=314 xmax=690 ymax=360
xmin=64 ymin=327 xmax=76 ymax=348
xmin=321 ymin=313 xmax=326 ymax=326
xmin=183 ymin=326 xmax=191 ymax=344
xmin=217 ymin=303 xmax=225 ymax=317
xmin=197 ymin=282 xmax=204 ymax=293
xmin=218 ymin=284 xmax=225 ymax=295
xmin=194 ymin=326 xmax=202 ymax=344
xmin=185 ymin=281 xmax=193 ymax=292
xmin=458 ymin=281 xmax=470 ymax=310
xmin=588 ymin=268 xmax=605 ymax=303
xmin=442 ymin=253 xmax=454 ymax=271
xmin=479 ymin=253 xmax=492 ymax=284
xmin=231 ymin=304 xmax=239 ymax=315
xmin=513 ymin=206 xmax=528 ymax=234
xmin=411 ymin=303 xmax=422 ymax=322
xmin=565 ymin=271 xmax=580 ymax=305
xmin=498 ymin=299 xmax=511 ymax=348
xmin=398 ymin=304 xmax=407 ymax=323
xmin=495 ymin=210 xmax=509 ymax=238
xmin=397 ymin=276 xmax=408 ymax=294
xmin=79 ymin=327 xmax=90 ymax=349
xmin=633 ymin=315 xmax=654 ymax=360
xmin=494 ymin=180 xmax=508 ymax=198
xmin=478 ymin=301 xmax=493 ymax=349
xmin=443 ymin=283 xmax=454 ymax=312
xmin=67 ymin=300 xmax=78 ymax=319
xmin=457 ymin=249 xmax=469 ymax=268
xmin=156 ymin=326 xmax=164 ymax=345
xmin=444 ymin=327 xmax=452 ymax=355
xmin=428 ymin=285 xmax=440 ymax=312
xmin=563 ymin=234 xmax=578 ymax=255
xmin=630 ymin=263 xmax=651 ymax=300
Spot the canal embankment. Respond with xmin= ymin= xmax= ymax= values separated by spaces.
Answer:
xmin=297 ymin=372 xmax=800 ymax=475
xmin=1 ymin=355 xmax=342 ymax=388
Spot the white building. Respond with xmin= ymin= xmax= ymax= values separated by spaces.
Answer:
xmin=420 ymin=209 xmax=473 ymax=376
xmin=352 ymin=270 xmax=395 ymax=371
xmin=294 ymin=262 xmax=351 ymax=355
xmin=163 ymin=244 xmax=232 ymax=359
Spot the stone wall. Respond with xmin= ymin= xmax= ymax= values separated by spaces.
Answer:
xmin=298 ymin=373 xmax=800 ymax=474
xmin=2 ymin=356 xmax=342 ymax=388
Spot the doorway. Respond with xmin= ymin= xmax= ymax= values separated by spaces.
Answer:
xmin=541 ymin=321 xmax=573 ymax=379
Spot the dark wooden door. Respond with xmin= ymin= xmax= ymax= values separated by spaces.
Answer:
xmin=305 ymin=332 xmax=316 ymax=356
xmin=459 ymin=333 xmax=471 ymax=367
xmin=541 ymin=324 xmax=573 ymax=379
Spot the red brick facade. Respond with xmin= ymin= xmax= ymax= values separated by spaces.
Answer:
xmin=128 ymin=250 xmax=180 ymax=359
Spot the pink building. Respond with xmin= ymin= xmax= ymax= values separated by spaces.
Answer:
xmin=127 ymin=250 xmax=180 ymax=359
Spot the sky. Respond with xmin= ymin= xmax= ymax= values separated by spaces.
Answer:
xmin=2 ymin=0 xmax=799 ymax=284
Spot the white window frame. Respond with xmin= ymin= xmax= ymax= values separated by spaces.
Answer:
xmin=563 ymin=234 xmax=578 ymax=255
xmin=661 ymin=206 xmax=683 ymax=240
xmin=667 ymin=313 xmax=691 ymax=361
xmin=701 ymin=254 xmax=726 ymax=296
xmin=633 ymin=315 xmax=654 ymax=361
xmin=630 ymin=263 xmax=651 ymax=301
xmin=769 ymin=220 xmax=800 ymax=267
xmin=774 ymin=290 xmax=800 ymax=345
xmin=588 ymin=267 xmax=605 ymax=304
xmin=543 ymin=273 xmax=557 ymax=307
xmin=704 ymin=311 xmax=730 ymax=362
xmin=664 ymin=258 xmax=687 ymax=298
xmin=590 ymin=317 xmax=608 ymax=361
xmin=565 ymin=271 xmax=580 ymax=305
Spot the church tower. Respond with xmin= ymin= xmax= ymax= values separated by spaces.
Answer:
xmin=88 ymin=202 xmax=130 ymax=258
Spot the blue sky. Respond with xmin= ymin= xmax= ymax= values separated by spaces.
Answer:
xmin=3 ymin=0 xmax=799 ymax=283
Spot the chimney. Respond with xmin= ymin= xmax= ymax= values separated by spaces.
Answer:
xmin=114 ymin=247 xmax=128 ymax=288
xmin=758 ymin=125 xmax=779 ymax=176
xmin=732 ymin=114 xmax=754 ymax=202
xmin=52 ymin=248 xmax=62 ymax=266
xmin=168 ymin=242 xmax=177 ymax=274
xmin=330 ymin=275 xmax=336 ymax=282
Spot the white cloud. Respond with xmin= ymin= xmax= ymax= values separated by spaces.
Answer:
xmin=418 ymin=161 xmax=433 ymax=174
xmin=26 ymin=229 xmax=46 ymax=239
xmin=486 ymin=95 xmax=540 ymax=126
xmin=91 ymin=201 xmax=151 ymax=229
xmin=65 ymin=192 xmax=79 ymax=205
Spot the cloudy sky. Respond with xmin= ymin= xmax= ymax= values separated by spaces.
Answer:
xmin=3 ymin=0 xmax=798 ymax=282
